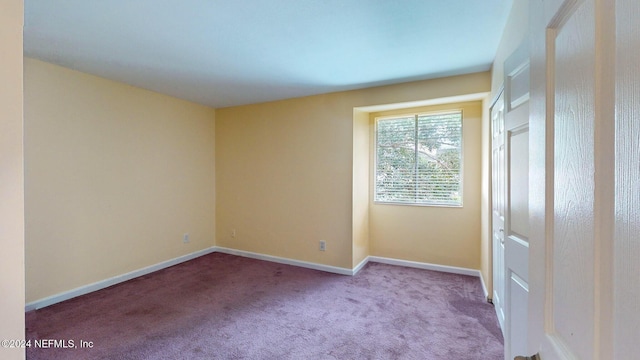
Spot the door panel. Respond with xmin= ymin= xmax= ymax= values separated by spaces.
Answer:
xmin=506 ymin=124 xmax=530 ymax=359
xmin=491 ymin=91 xmax=506 ymax=333
xmin=528 ymin=0 xmax=627 ymax=358
xmin=509 ymin=269 xmax=529 ymax=358
xmin=552 ymin=2 xmax=596 ymax=358
xmin=504 ymin=40 xmax=530 ymax=359
xmin=509 ymin=128 xmax=529 ymax=239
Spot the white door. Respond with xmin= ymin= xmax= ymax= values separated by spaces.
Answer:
xmin=504 ymin=40 xmax=531 ymax=360
xmin=529 ymin=0 xmax=598 ymax=357
xmin=528 ymin=0 xmax=640 ymax=358
xmin=493 ymin=40 xmax=531 ymax=360
xmin=491 ymin=90 xmax=506 ymax=334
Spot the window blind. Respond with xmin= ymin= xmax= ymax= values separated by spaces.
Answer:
xmin=375 ymin=111 xmax=462 ymax=206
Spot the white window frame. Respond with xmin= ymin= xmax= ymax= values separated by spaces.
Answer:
xmin=373 ymin=109 xmax=464 ymax=207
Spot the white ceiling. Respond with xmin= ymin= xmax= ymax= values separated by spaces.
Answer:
xmin=24 ymin=0 xmax=513 ymax=108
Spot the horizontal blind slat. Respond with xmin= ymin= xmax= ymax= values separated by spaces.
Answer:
xmin=375 ymin=111 xmax=462 ymax=205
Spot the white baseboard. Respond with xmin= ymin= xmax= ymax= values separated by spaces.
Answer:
xmin=214 ymin=250 xmax=483 ymax=280
xmin=367 ymin=255 xmax=481 ymax=277
xmin=479 ymin=273 xmax=489 ymax=300
xmin=214 ymin=247 xmax=354 ymax=275
xmin=26 ymin=247 xmax=487 ymax=311
xmin=25 ymin=247 xmax=217 ymax=311
xmin=352 ymin=257 xmax=369 ymax=275
xmin=367 ymin=256 xmax=487 ymax=297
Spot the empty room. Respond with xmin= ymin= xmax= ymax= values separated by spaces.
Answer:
xmin=2 ymin=0 xmax=639 ymax=359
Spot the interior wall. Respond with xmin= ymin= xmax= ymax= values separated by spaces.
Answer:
xmin=369 ymin=102 xmax=483 ymax=269
xmin=24 ymin=58 xmax=216 ymax=303
xmin=216 ymin=72 xmax=490 ymax=269
xmin=216 ymin=94 xmax=355 ymax=268
xmin=484 ymin=0 xmax=530 ymax=295
xmin=352 ymin=109 xmax=370 ymax=267
xmin=0 ymin=1 xmax=25 ymax=358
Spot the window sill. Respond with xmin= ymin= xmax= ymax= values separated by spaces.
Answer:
xmin=373 ymin=201 xmax=463 ymax=208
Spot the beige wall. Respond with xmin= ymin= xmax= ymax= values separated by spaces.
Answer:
xmin=216 ymin=72 xmax=490 ymax=269
xmin=216 ymin=94 xmax=354 ymax=268
xmin=0 ymin=1 xmax=25 ymax=358
xmin=369 ymin=102 xmax=483 ymax=269
xmin=352 ymin=109 xmax=370 ymax=267
xmin=24 ymin=58 xmax=216 ymax=303
xmin=484 ymin=0 xmax=530 ymax=296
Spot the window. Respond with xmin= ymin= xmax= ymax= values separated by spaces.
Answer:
xmin=375 ymin=110 xmax=463 ymax=206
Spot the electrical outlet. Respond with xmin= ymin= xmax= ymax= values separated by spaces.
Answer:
xmin=319 ymin=240 xmax=326 ymax=251
xmin=183 ymin=233 xmax=190 ymax=244
xmin=231 ymin=229 xmax=236 ymax=238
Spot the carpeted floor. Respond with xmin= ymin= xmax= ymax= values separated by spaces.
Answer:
xmin=25 ymin=253 xmax=503 ymax=359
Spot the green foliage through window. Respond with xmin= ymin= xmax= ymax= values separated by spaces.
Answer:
xmin=375 ymin=111 xmax=462 ymax=206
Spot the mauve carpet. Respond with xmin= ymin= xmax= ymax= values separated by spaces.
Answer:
xmin=25 ymin=253 xmax=503 ymax=359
